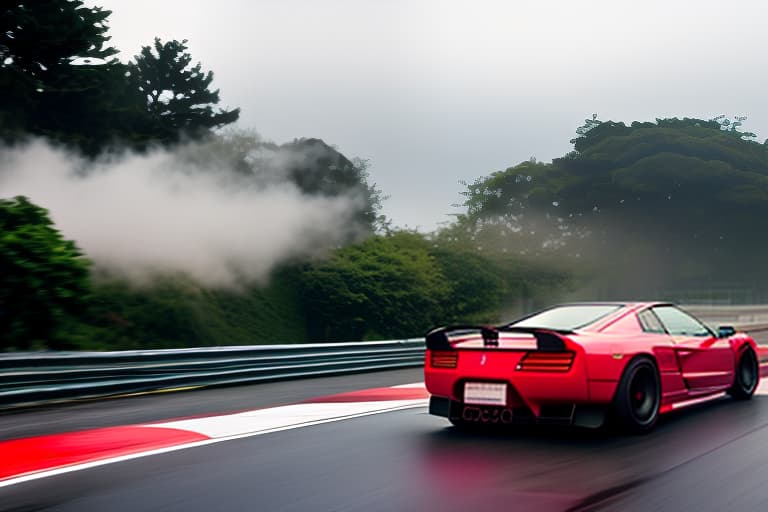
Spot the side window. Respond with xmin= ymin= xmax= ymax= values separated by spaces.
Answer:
xmin=652 ymin=306 xmax=711 ymax=337
xmin=637 ymin=309 xmax=666 ymax=334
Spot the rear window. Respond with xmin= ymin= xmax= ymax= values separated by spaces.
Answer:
xmin=510 ymin=305 xmax=623 ymax=330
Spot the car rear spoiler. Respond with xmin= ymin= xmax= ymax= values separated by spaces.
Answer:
xmin=425 ymin=325 xmax=572 ymax=352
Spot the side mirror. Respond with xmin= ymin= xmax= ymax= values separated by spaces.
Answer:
xmin=718 ymin=325 xmax=736 ymax=338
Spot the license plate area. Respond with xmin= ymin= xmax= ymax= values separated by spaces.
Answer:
xmin=461 ymin=405 xmax=514 ymax=424
xmin=463 ymin=382 xmax=507 ymax=406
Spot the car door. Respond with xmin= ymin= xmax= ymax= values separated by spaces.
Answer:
xmin=651 ymin=305 xmax=735 ymax=391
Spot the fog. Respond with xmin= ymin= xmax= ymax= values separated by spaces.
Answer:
xmin=0 ymin=140 xmax=363 ymax=287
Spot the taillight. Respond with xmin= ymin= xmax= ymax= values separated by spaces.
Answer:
xmin=430 ymin=351 xmax=458 ymax=369
xmin=516 ymin=351 xmax=574 ymax=372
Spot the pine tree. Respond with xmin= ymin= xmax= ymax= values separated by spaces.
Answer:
xmin=0 ymin=0 xmax=125 ymax=150
xmin=129 ymin=38 xmax=240 ymax=143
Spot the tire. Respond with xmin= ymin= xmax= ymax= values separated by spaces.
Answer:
xmin=729 ymin=348 xmax=758 ymax=400
xmin=612 ymin=357 xmax=661 ymax=434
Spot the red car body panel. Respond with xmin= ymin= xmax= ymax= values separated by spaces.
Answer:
xmin=424 ymin=302 xmax=766 ymax=427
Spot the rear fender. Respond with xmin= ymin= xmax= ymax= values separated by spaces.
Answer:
xmin=583 ymin=343 xmax=659 ymax=403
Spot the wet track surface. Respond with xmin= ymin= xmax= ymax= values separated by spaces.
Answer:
xmin=3 ymin=372 xmax=768 ymax=510
xmin=2 ymin=330 xmax=767 ymax=511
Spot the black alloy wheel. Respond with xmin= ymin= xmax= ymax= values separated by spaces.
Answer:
xmin=613 ymin=357 xmax=661 ymax=434
xmin=729 ymin=348 xmax=758 ymax=400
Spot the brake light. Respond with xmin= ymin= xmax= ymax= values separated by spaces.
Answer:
xmin=516 ymin=351 xmax=574 ymax=372
xmin=430 ymin=351 xmax=458 ymax=369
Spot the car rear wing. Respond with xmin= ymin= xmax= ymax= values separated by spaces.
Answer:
xmin=425 ymin=325 xmax=573 ymax=352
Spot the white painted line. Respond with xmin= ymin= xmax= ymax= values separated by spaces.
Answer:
xmin=391 ymin=382 xmax=426 ymax=389
xmin=146 ymin=399 xmax=427 ymax=438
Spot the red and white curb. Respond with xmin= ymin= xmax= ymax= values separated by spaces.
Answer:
xmin=0 ymin=383 xmax=429 ymax=488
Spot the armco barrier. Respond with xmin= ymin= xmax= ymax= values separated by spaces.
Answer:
xmin=684 ymin=304 xmax=768 ymax=329
xmin=0 ymin=340 xmax=424 ymax=409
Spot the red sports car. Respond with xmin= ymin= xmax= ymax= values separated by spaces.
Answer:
xmin=424 ymin=302 xmax=764 ymax=433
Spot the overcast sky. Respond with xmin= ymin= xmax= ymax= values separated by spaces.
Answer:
xmin=96 ymin=0 xmax=768 ymax=230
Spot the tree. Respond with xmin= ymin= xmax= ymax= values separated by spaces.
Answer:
xmin=457 ymin=116 xmax=768 ymax=296
xmin=0 ymin=196 xmax=91 ymax=350
xmin=128 ymin=38 xmax=240 ymax=143
xmin=1 ymin=5 xmax=240 ymax=153
xmin=712 ymin=114 xmax=757 ymax=141
xmin=0 ymin=1 xmax=136 ymax=153
xmin=277 ymin=139 xmax=386 ymax=232
xmin=178 ymin=131 xmax=387 ymax=234
xmin=569 ymin=113 xmax=602 ymax=151
xmin=300 ymin=231 xmax=450 ymax=341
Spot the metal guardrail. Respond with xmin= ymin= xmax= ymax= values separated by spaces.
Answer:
xmin=0 ymin=340 xmax=425 ymax=409
xmin=684 ymin=305 xmax=768 ymax=329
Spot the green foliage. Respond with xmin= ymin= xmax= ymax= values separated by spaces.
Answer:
xmin=300 ymin=231 xmax=449 ymax=341
xmin=0 ymin=1 xmax=138 ymax=154
xmin=458 ymin=116 xmax=768 ymax=295
xmin=570 ymin=113 xmax=604 ymax=151
xmin=45 ymin=229 xmax=568 ymax=351
xmin=432 ymin=224 xmax=574 ymax=314
xmin=712 ymin=115 xmax=757 ymax=141
xmin=73 ymin=270 xmax=307 ymax=350
xmin=299 ymin=230 xmax=569 ymax=341
xmin=0 ymin=4 xmax=238 ymax=154
xmin=0 ymin=1 xmax=116 ymax=71
xmin=0 ymin=196 xmax=91 ymax=350
xmin=43 ymin=229 xmax=568 ymax=350
xmin=128 ymin=38 xmax=239 ymax=144
xmin=430 ymin=247 xmax=505 ymax=320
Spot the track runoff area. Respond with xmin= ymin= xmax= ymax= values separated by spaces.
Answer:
xmin=3 ymin=371 xmax=768 ymax=489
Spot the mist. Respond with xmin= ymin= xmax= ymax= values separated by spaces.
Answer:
xmin=0 ymin=140 xmax=364 ymax=288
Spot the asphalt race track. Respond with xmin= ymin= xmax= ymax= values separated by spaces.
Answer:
xmin=2 ymin=330 xmax=768 ymax=511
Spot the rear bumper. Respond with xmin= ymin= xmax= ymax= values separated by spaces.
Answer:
xmin=429 ymin=395 xmax=452 ymax=417
xmin=429 ymin=396 xmax=606 ymax=428
xmin=424 ymin=338 xmax=616 ymax=428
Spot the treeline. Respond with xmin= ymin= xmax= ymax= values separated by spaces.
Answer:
xmin=36 ymin=234 xmax=566 ymax=350
xmin=457 ymin=115 xmax=768 ymax=298
xmin=1 ymin=195 xmax=567 ymax=350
